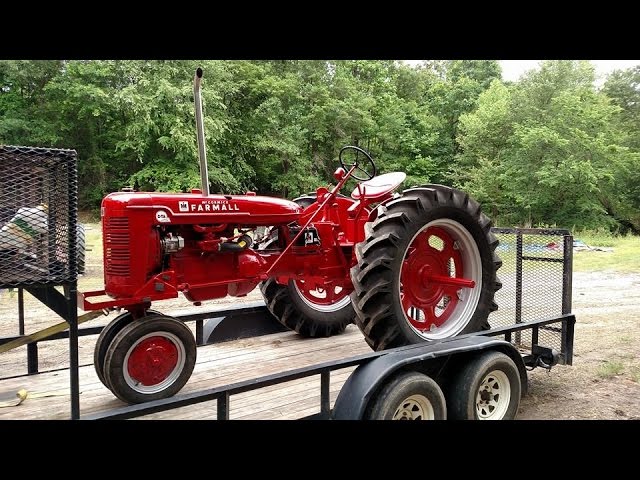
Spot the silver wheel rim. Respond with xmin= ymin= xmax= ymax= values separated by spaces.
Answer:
xmin=292 ymin=280 xmax=352 ymax=312
xmin=476 ymin=369 xmax=511 ymax=419
xmin=392 ymin=394 xmax=435 ymax=420
xmin=399 ymin=218 xmax=483 ymax=340
xmin=123 ymin=331 xmax=186 ymax=394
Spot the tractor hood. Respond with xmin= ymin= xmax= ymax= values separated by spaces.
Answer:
xmin=102 ymin=191 xmax=302 ymax=226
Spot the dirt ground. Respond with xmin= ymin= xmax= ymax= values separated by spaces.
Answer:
xmin=1 ymin=226 xmax=639 ymax=420
xmin=518 ymin=270 xmax=640 ymax=420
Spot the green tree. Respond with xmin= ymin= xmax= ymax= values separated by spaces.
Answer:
xmin=601 ymin=66 xmax=640 ymax=230
xmin=457 ymin=60 xmax=633 ymax=231
xmin=1 ymin=58 xmax=638 ymax=233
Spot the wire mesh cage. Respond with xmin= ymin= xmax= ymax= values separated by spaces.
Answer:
xmin=489 ymin=227 xmax=572 ymax=356
xmin=0 ymin=145 xmax=78 ymax=288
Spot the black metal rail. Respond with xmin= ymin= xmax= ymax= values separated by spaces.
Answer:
xmin=2 ymin=227 xmax=573 ymax=376
xmin=491 ymin=227 xmax=572 ymax=350
xmin=84 ymin=313 xmax=575 ymax=420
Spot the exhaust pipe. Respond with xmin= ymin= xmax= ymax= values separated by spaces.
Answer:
xmin=193 ymin=67 xmax=210 ymax=196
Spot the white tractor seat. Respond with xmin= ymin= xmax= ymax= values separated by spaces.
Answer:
xmin=350 ymin=172 xmax=407 ymax=201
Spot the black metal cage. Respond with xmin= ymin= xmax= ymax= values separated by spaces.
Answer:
xmin=490 ymin=228 xmax=573 ymax=360
xmin=0 ymin=145 xmax=78 ymax=287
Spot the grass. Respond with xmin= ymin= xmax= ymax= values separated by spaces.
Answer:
xmin=574 ymin=231 xmax=618 ymax=248
xmin=77 ymin=222 xmax=105 ymax=290
xmin=84 ymin=223 xmax=103 ymax=252
xmin=572 ymin=235 xmax=640 ymax=273
xmin=491 ymin=225 xmax=640 ymax=274
xmin=597 ymin=360 xmax=625 ymax=379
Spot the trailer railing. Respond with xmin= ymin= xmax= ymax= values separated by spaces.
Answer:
xmin=83 ymin=313 xmax=575 ymax=420
xmin=0 ymin=227 xmax=573 ymax=419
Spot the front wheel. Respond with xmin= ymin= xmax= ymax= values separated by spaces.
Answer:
xmin=350 ymin=184 xmax=502 ymax=350
xmin=94 ymin=309 xmax=162 ymax=390
xmin=103 ymin=314 xmax=197 ymax=404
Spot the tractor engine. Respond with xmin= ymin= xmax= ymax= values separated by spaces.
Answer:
xmin=101 ymin=189 xmax=302 ymax=303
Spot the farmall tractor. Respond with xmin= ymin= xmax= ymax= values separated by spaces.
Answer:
xmin=80 ymin=68 xmax=501 ymax=404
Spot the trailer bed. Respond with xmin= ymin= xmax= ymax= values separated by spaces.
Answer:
xmin=0 ymin=326 xmax=370 ymax=420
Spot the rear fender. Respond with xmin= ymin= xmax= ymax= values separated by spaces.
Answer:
xmin=365 ymin=194 xmax=398 ymax=224
xmin=332 ymin=336 xmax=526 ymax=420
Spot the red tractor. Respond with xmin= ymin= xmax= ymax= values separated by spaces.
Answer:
xmin=80 ymin=68 xmax=501 ymax=404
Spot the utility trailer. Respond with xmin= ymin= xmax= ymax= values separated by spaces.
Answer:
xmin=83 ymin=227 xmax=574 ymax=420
xmin=0 ymin=226 xmax=574 ymax=420
xmin=83 ymin=314 xmax=574 ymax=420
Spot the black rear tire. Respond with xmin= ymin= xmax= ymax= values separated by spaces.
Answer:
xmin=103 ymin=315 xmax=196 ymax=404
xmin=259 ymin=193 xmax=355 ymax=337
xmin=260 ymin=278 xmax=353 ymax=337
xmin=446 ymin=351 xmax=521 ymax=420
xmin=350 ymin=184 xmax=502 ymax=350
xmin=365 ymin=371 xmax=446 ymax=420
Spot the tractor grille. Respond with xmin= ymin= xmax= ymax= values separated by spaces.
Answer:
xmin=0 ymin=145 xmax=78 ymax=287
xmin=105 ymin=217 xmax=130 ymax=276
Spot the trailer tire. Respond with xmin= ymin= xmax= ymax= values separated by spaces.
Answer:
xmin=446 ymin=351 xmax=521 ymax=420
xmin=94 ymin=309 xmax=161 ymax=390
xmin=365 ymin=371 xmax=446 ymax=420
xmin=103 ymin=314 xmax=196 ymax=404
xmin=351 ymin=184 xmax=501 ymax=350
xmin=260 ymin=277 xmax=353 ymax=337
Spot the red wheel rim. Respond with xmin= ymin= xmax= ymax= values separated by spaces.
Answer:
xmin=293 ymin=279 xmax=351 ymax=311
xmin=400 ymin=225 xmax=476 ymax=333
xmin=127 ymin=336 xmax=179 ymax=387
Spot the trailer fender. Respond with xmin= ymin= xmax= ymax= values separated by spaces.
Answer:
xmin=332 ymin=335 xmax=527 ymax=420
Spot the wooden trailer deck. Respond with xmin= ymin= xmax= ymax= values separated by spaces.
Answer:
xmin=0 ymin=325 xmax=371 ymax=420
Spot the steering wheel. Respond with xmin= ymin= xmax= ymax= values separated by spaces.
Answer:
xmin=339 ymin=146 xmax=377 ymax=181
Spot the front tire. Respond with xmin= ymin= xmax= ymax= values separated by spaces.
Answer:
xmin=365 ymin=371 xmax=446 ymax=420
xmin=94 ymin=309 xmax=161 ymax=390
xmin=103 ymin=315 xmax=196 ymax=404
xmin=350 ymin=184 xmax=501 ymax=350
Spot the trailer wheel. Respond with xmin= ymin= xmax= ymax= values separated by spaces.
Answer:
xmin=446 ymin=351 xmax=521 ymax=420
xmin=103 ymin=314 xmax=196 ymax=404
xmin=351 ymin=184 xmax=501 ymax=350
xmin=365 ymin=371 xmax=446 ymax=420
xmin=260 ymin=277 xmax=353 ymax=337
xmin=94 ymin=309 xmax=161 ymax=390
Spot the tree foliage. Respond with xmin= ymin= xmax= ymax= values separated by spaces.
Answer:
xmin=1 ymin=59 xmax=638 ymax=232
